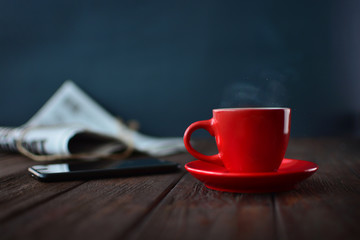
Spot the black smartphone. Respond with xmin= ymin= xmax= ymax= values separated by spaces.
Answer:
xmin=28 ymin=158 xmax=181 ymax=182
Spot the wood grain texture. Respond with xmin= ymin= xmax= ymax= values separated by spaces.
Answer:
xmin=0 ymin=154 xmax=35 ymax=178
xmin=125 ymin=174 xmax=276 ymax=240
xmin=0 ymin=154 xmax=85 ymax=222
xmin=275 ymin=138 xmax=360 ymax=240
xmin=124 ymin=138 xmax=360 ymax=240
xmin=0 ymin=172 xmax=84 ymax=222
xmin=0 ymin=153 xmax=188 ymax=240
xmin=0 ymin=138 xmax=360 ymax=240
xmin=0 ymin=173 xmax=186 ymax=240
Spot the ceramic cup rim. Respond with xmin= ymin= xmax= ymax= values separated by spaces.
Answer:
xmin=213 ymin=107 xmax=290 ymax=113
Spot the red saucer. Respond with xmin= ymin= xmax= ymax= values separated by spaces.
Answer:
xmin=185 ymin=159 xmax=318 ymax=193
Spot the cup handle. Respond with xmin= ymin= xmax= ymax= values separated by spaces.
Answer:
xmin=183 ymin=119 xmax=222 ymax=164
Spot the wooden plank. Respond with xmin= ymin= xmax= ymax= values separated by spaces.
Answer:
xmin=0 ymin=152 xmax=11 ymax=159
xmin=0 ymin=153 xmax=86 ymax=223
xmin=274 ymin=138 xmax=360 ymax=240
xmin=0 ymin=149 xmax=189 ymax=224
xmin=0 ymin=171 xmax=84 ymax=222
xmin=2 ymin=138 xmax=359 ymax=240
xmin=124 ymin=137 xmax=276 ymax=240
xmin=124 ymin=173 xmax=276 ymax=240
xmin=0 ymin=154 xmax=39 ymax=178
xmin=0 ymin=154 xmax=188 ymax=240
xmin=124 ymin=138 xmax=360 ymax=240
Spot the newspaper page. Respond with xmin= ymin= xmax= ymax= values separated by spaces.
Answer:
xmin=0 ymin=81 xmax=185 ymax=160
xmin=0 ymin=125 xmax=126 ymax=159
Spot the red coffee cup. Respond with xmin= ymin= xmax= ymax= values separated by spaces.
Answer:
xmin=184 ymin=108 xmax=291 ymax=173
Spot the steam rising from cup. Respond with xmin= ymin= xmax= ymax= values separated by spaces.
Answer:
xmin=220 ymin=73 xmax=288 ymax=108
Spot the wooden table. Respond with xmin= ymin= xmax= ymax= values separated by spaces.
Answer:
xmin=1 ymin=138 xmax=359 ymax=240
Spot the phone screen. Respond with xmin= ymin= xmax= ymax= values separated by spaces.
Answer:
xmin=28 ymin=158 xmax=180 ymax=181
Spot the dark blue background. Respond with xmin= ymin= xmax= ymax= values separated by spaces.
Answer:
xmin=1 ymin=0 xmax=359 ymax=137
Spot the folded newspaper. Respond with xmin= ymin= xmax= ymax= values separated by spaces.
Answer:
xmin=0 ymin=81 xmax=185 ymax=161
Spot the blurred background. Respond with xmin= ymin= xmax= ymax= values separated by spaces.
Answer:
xmin=0 ymin=0 xmax=359 ymax=137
